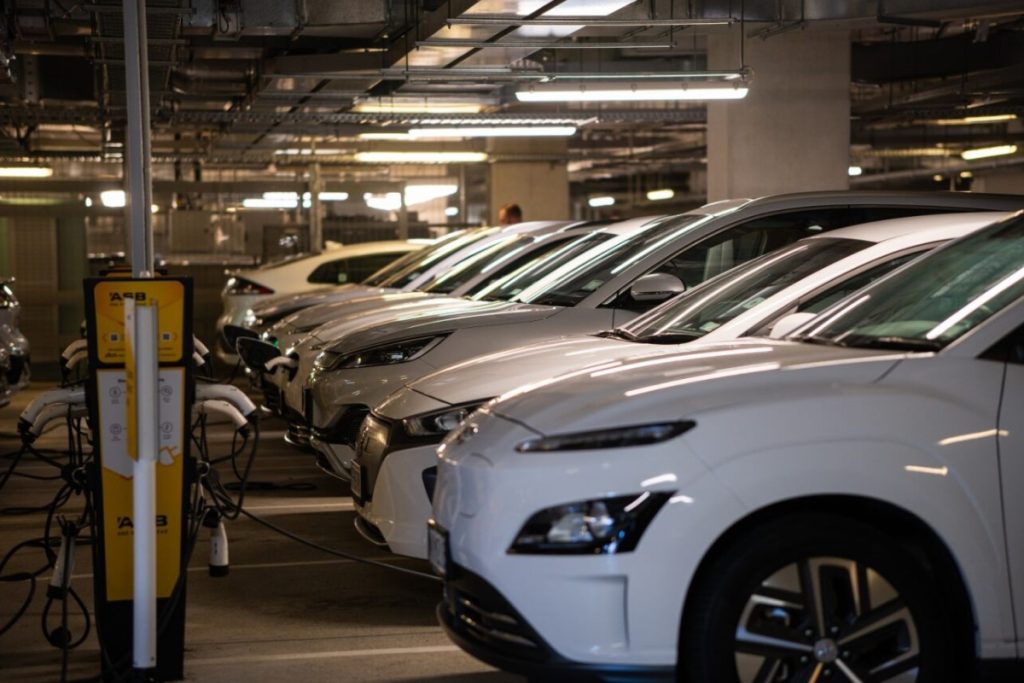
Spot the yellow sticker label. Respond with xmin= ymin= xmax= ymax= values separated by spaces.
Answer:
xmin=93 ymin=280 xmax=185 ymax=364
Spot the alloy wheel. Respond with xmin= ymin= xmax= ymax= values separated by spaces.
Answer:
xmin=734 ymin=556 xmax=920 ymax=682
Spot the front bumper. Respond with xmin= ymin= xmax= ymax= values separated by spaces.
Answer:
xmin=353 ymin=442 xmax=437 ymax=559
xmin=439 ymin=564 xmax=674 ymax=683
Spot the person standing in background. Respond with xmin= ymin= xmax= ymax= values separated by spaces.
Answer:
xmin=498 ymin=203 xmax=523 ymax=226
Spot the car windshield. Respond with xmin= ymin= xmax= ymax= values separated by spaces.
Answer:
xmin=513 ymin=215 xmax=703 ymax=307
xmin=419 ymin=235 xmax=533 ymax=294
xmin=378 ymin=228 xmax=497 ymax=288
xmin=622 ymin=237 xmax=870 ymax=342
xmin=800 ymin=213 xmax=1024 ymax=351
xmin=470 ymin=232 xmax=615 ymax=301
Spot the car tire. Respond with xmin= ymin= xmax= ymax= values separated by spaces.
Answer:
xmin=679 ymin=513 xmax=966 ymax=683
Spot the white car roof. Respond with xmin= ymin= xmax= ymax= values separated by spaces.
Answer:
xmin=805 ymin=210 xmax=1010 ymax=244
xmin=238 ymin=240 xmax=421 ymax=285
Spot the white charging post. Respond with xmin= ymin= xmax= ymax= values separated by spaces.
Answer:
xmin=125 ymin=297 xmax=159 ymax=674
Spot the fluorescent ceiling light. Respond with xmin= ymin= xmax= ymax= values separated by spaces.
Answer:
xmin=408 ymin=125 xmax=576 ymax=138
xmin=933 ymin=174 xmax=944 ymax=182
xmin=933 ymin=114 xmax=1018 ymax=126
xmin=358 ymin=133 xmax=412 ymax=141
xmin=84 ymin=197 xmax=93 ymax=208
xmin=445 ymin=207 xmax=459 ymax=217
xmin=961 ymin=144 xmax=1018 ymax=160
xmin=353 ymin=100 xmax=484 ymax=114
xmin=263 ymin=192 xmax=299 ymax=200
xmin=364 ymin=192 xmax=402 ymax=211
xmin=406 ymin=184 xmax=458 ymax=205
xmin=847 ymin=166 xmax=863 ymax=177
xmin=959 ymin=171 xmax=973 ymax=179
xmin=100 ymin=190 xmax=126 ymax=208
xmin=363 ymin=185 xmax=459 ymax=210
xmin=242 ymin=197 xmax=298 ymax=209
xmin=517 ymin=81 xmax=748 ymax=102
xmin=355 ymin=151 xmax=488 ymax=164
xmin=318 ymin=192 xmax=350 ymax=201
xmin=272 ymin=148 xmax=343 ymax=156
xmin=588 ymin=196 xmax=615 ymax=208
xmin=0 ymin=166 xmax=53 ymax=178
xmin=646 ymin=188 xmax=675 ymax=201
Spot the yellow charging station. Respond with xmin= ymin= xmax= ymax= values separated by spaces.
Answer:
xmin=84 ymin=275 xmax=193 ymax=681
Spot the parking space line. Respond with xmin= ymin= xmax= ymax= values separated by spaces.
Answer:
xmin=186 ymin=644 xmax=461 ymax=666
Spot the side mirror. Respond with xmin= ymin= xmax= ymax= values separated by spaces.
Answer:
xmin=235 ymin=337 xmax=281 ymax=371
xmin=769 ymin=312 xmax=817 ymax=339
xmin=629 ymin=273 xmax=685 ymax=302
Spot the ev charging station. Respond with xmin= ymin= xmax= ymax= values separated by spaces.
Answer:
xmin=83 ymin=277 xmax=194 ymax=681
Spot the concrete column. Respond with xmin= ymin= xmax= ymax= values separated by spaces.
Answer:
xmin=707 ymin=29 xmax=851 ymax=201
xmin=487 ymin=137 xmax=570 ymax=224
xmin=972 ymin=167 xmax=1024 ymax=194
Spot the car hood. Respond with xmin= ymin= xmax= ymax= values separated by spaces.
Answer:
xmin=320 ymin=302 xmax=562 ymax=354
xmin=250 ymin=284 xmax=384 ymax=318
xmin=394 ymin=335 xmax=659 ymax=411
xmin=273 ymin=291 xmax=443 ymax=336
xmin=488 ymin=338 xmax=907 ymax=436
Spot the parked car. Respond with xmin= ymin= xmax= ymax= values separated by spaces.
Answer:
xmin=249 ymin=218 xmax=662 ymax=444
xmin=430 ymin=210 xmax=1024 ymax=682
xmin=351 ymin=211 xmax=1007 ymax=558
xmin=216 ymin=239 xmax=424 ymax=360
xmin=0 ymin=279 xmax=30 ymax=392
xmin=300 ymin=192 xmax=1024 ymax=480
xmin=231 ymin=221 xmax=593 ymax=344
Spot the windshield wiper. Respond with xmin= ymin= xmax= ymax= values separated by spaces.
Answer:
xmin=841 ymin=336 xmax=943 ymax=352
xmin=791 ymin=335 xmax=848 ymax=347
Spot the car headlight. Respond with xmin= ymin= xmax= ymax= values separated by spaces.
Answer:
xmin=403 ymin=401 xmax=487 ymax=437
xmin=515 ymin=420 xmax=695 ymax=453
xmin=510 ymin=491 xmax=672 ymax=554
xmin=315 ymin=334 xmax=448 ymax=371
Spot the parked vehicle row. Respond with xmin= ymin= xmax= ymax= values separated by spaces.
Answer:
xmin=228 ymin=191 xmax=1024 ymax=682
xmin=0 ymin=279 xmax=31 ymax=406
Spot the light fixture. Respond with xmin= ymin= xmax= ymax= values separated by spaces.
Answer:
xmin=263 ymin=192 xmax=299 ymax=201
xmin=318 ymin=192 xmax=350 ymax=201
xmin=84 ymin=197 xmax=93 ymax=208
xmin=406 ymin=184 xmax=458 ymax=205
xmin=272 ymin=148 xmax=343 ymax=156
xmin=933 ymin=114 xmax=1018 ymax=126
xmin=408 ymin=126 xmax=576 ymax=138
xmin=959 ymin=171 xmax=973 ymax=179
xmin=242 ymin=197 xmax=299 ymax=209
xmin=961 ymin=144 xmax=1018 ymax=160
xmin=353 ymin=100 xmax=484 ymax=114
xmin=933 ymin=174 xmax=944 ymax=182
xmin=646 ymin=188 xmax=675 ymax=201
xmin=100 ymin=190 xmax=126 ymax=208
xmin=355 ymin=151 xmax=488 ymax=164
xmin=847 ymin=166 xmax=863 ymax=177
xmin=151 ymin=204 xmax=159 ymax=214
xmin=358 ymin=132 xmax=413 ymax=141
xmin=445 ymin=207 xmax=459 ymax=217
xmin=588 ymin=196 xmax=615 ymax=208
xmin=0 ymin=166 xmax=53 ymax=178
xmin=517 ymin=81 xmax=748 ymax=103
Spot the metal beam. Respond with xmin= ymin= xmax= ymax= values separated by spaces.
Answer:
xmin=122 ymin=0 xmax=154 ymax=276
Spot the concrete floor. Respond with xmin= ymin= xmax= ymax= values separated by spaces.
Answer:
xmin=0 ymin=384 xmax=522 ymax=682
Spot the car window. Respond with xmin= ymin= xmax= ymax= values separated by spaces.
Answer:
xmin=307 ymin=258 xmax=347 ymax=284
xmin=381 ymin=229 xmax=498 ymax=288
xmin=348 ymin=253 xmax=405 ymax=284
xmin=802 ymin=214 xmax=1024 ymax=350
xmin=470 ymin=232 xmax=614 ymax=301
xmin=623 ymin=238 xmax=870 ymax=341
xmin=420 ymin=236 xmax=529 ymax=294
xmin=798 ymin=251 xmax=925 ymax=315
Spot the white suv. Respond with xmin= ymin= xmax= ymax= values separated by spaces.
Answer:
xmin=431 ymin=211 xmax=1024 ymax=682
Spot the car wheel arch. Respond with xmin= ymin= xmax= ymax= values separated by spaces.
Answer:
xmin=677 ymin=493 xmax=978 ymax=669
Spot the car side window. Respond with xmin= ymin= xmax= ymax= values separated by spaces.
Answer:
xmin=307 ymin=259 xmax=346 ymax=284
xmin=346 ymin=253 xmax=403 ymax=283
xmin=981 ymin=323 xmax=1024 ymax=365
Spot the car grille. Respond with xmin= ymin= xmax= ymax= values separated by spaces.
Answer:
xmin=7 ymin=354 xmax=27 ymax=386
xmin=311 ymin=405 xmax=370 ymax=447
xmin=443 ymin=568 xmax=546 ymax=661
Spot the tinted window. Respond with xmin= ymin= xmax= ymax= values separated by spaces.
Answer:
xmin=624 ymin=238 xmax=869 ymax=341
xmin=348 ymin=253 xmax=405 ymax=283
xmin=803 ymin=214 xmax=1024 ymax=350
xmin=307 ymin=259 xmax=346 ymax=284
xmin=381 ymin=228 xmax=498 ymax=288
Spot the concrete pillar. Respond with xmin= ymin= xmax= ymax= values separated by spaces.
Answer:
xmin=487 ymin=137 xmax=570 ymax=224
xmin=707 ymin=29 xmax=851 ymax=201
